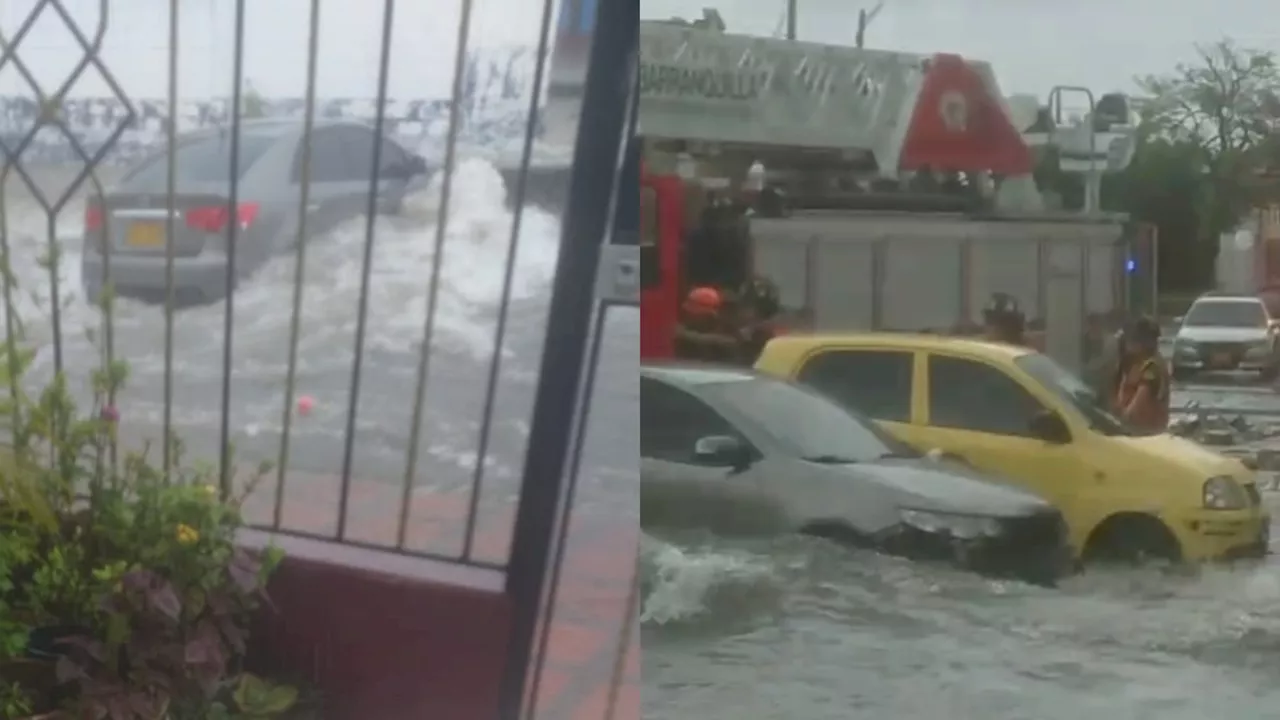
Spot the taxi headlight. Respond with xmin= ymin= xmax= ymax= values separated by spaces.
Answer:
xmin=1203 ymin=475 xmax=1249 ymax=510
xmin=899 ymin=509 xmax=1003 ymax=539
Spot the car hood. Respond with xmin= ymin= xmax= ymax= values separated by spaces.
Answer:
xmin=1177 ymin=326 xmax=1268 ymax=343
xmin=1110 ymin=432 xmax=1249 ymax=479
xmin=823 ymin=458 xmax=1053 ymax=517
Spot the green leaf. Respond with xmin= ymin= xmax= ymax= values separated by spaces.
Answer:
xmin=233 ymin=673 xmax=298 ymax=714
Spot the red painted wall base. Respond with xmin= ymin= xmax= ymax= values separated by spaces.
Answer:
xmin=241 ymin=530 xmax=511 ymax=720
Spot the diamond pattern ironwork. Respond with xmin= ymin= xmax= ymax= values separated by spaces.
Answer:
xmin=0 ymin=0 xmax=136 ymax=213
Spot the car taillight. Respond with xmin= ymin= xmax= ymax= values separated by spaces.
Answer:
xmin=184 ymin=202 xmax=260 ymax=233
xmin=84 ymin=204 xmax=103 ymax=232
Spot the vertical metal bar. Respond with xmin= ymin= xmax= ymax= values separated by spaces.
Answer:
xmin=275 ymin=0 xmax=324 ymax=531
xmin=603 ymin=565 xmax=642 ymax=720
xmin=525 ymin=84 xmax=639 ymax=717
xmin=1079 ymin=242 xmax=1089 ymax=367
xmin=217 ymin=0 xmax=249 ymax=497
xmin=335 ymin=0 xmax=397 ymax=541
xmin=870 ymin=241 xmax=884 ymax=329
xmin=1150 ymin=225 xmax=1160 ymax=317
xmin=163 ymin=0 xmax=180 ymax=479
xmin=0 ymin=189 xmax=20 ymax=448
xmin=498 ymin=0 xmax=637 ymax=712
xmin=453 ymin=0 xmax=557 ymax=559
xmin=1036 ymin=238 xmax=1048 ymax=324
xmin=394 ymin=0 xmax=473 ymax=547
xmin=523 ymin=301 xmax=611 ymax=719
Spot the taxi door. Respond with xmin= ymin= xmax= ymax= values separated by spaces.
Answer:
xmin=788 ymin=345 xmax=920 ymax=436
xmin=900 ymin=351 xmax=1095 ymax=549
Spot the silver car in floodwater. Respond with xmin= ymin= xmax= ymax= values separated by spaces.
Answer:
xmin=640 ymin=362 xmax=1072 ymax=585
xmin=1171 ymin=294 xmax=1280 ymax=380
xmin=80 ymin=118 xmax=428 ymax=305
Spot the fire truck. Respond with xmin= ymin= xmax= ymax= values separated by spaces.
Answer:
xmin=638 ymin=12 xmax=1152 ymax=370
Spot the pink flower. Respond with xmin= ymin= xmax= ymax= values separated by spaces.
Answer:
xmin=100 ymin=405 xmax=120 ymax=423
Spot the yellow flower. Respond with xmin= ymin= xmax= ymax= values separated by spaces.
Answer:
xmin=201 ymin=484 xmax=218 ymax=498
xmin=176 ymin=523 xmax=200 ymax=545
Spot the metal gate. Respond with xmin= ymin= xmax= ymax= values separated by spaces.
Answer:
xmin=0 ymin=0 xmax=636 ymax=717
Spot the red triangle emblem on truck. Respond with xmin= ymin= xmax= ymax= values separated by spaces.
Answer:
xmin=898 ymin=53 xmax=1033 ymax=176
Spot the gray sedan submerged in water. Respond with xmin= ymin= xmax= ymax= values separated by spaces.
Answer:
xmin=640 ymin=362 xmax=1072 ymax=585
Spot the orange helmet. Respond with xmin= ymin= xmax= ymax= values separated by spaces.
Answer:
xmin=683 ymin=286 xmax=722 ymax=317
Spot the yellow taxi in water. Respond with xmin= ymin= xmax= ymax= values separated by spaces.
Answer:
xmin=755 ymin=333 xmax=1270 ymax=564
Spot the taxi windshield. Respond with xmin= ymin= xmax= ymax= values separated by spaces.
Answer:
xmin=1014 ymin=354 xmax=1139 ymax=437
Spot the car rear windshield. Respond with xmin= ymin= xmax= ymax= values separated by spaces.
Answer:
xmin=124 ymin=131 xmax=278 ymax=188
xmin=1184 ymin=300 xmax=1265 ymax=328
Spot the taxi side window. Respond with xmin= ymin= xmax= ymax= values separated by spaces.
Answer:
xmin=641 ymin=187 xmax=660 ymax=289
xmin=796 ymin=350 xmax=912 ymax=423
xmin=641 ymin=378 xmax=744 ymax=464
xmin=928 ymin=356 xmax=1045 ymax=438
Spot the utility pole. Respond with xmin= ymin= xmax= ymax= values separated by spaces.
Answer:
xmin=855 ymin=1 xmax=885 ymax=49
xmin=786 ymin=0 xmax=797 ymax=40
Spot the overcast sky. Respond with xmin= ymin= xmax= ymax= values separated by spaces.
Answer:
xmin=641 ymin=0 xmax=1280 ymax=99
xmin=0 ymin=0 xmax=559 ymax=99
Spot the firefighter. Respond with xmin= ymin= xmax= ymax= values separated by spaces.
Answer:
xmin=734 ymin=275 xmax=782 ymax=364
xmin=674 ymin=286 xmax=741 ymax=363
xmin=982 ymin=292 xmax=1028 ymax=346
xmin=1114 ymin=316 xmax=1170 ymax=432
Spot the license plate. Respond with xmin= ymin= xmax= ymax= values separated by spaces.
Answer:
xmin=1211 ymin=352 xmax=1234 ymax=368
xmin=126 ymin=222 xmax=164 ymax=248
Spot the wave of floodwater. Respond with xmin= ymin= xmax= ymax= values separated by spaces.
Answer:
xmin=0 ymin=158 xmax=564 ymax=488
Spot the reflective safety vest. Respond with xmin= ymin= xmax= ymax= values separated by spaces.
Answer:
xmin=1114 ymin=356 xmax=1170 ymax=431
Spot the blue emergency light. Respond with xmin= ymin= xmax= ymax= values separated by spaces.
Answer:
xmin=1125 ymin=258 xmax=1137 ymax=273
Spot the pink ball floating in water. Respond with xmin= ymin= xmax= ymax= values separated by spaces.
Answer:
xmin=296 ymin=395 xmax=315 ymax=416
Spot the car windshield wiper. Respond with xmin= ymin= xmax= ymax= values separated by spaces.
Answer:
xmin=802 ymin=454 xmax=864 ymax=464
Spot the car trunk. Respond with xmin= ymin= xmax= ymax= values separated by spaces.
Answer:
xmin=87 ymin=191 xmax=250 ymax=258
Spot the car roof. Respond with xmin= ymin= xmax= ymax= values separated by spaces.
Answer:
xmin=640 ymin=361 xmax=761 ymax=387
xmin=760 ymin=332 xmax=1031 ymax=362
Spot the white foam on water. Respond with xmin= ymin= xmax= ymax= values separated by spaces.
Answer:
xmin=640 ymin=533 xmax=777 ymax=626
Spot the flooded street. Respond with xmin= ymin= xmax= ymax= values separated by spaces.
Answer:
xmin=3 ymin=164 xmax=636 ymax=521
xmin=642 ymin=382 xmax=1280 ymax=719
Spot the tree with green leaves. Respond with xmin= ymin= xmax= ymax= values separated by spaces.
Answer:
xmin=242 ymin=78 xmax=266 ymax=119
xmin=1136 ymin=39 xmax=1280 ymax=275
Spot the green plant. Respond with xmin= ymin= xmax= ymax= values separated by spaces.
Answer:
xmin=210 ymin=673 xmax=298 ymax=719
xmin=0 ymin=292 xmax=290 ymax=719
xmin=54 ymin=456 xmax=284 ymax=719
xmin=0 ymin=680 xmax=33 ymax=719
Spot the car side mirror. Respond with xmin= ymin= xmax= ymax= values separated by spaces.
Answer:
xmin=693 ymin=435 xmax=751 ymax=469
xmin=1173 ymin=315 xmax=1185 ymax=325
xmin=1028 ymin=410 xmax=1071 ymax=444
